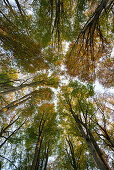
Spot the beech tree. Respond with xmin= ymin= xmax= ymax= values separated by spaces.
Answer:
xmin=0 ymin=0 xmax=113 ymax=169
xmin=58 ymin=81 xmax=112 ymax=169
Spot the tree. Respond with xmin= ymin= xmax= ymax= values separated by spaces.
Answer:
xmin=93 ymin=93 xmax=114 ymax=150
xmin=0 ymin=0 xmax=113 ymax=169
xmin=58 ymin=81 xmax=112 ymax=169
xmin=30 ymin=103 xmax=58 ymax=170
xmin=53 ymin=116 xmax=95 ymax=169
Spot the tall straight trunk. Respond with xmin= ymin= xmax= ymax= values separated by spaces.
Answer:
xmin=74 ymin=115 xmax=110 ymax=170
xmin=44 ymin=145 xmax=49 ymax=170
xmin=0 ymin=81 xmax=43 ymax=95
xmin=31 ymin=136 xmax=43 ymax=170
xmin=68 ymin=102 xmax=110 ymax=170
xmin=31 ymin=116 xmax=46 ymax=170
xmin=66 ymin=137 xmax=77 ymax=170
xmin=0 ymin=92 xmax=31 ymax=114
xmin=0 ymin=161 xmax=1 ymax=170
xmin=0 ymin=78 xmax=55 ymax=95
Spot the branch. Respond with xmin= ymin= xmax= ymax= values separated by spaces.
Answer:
xmin=0 ymin=116 xmax=20 ymax=137
xmin=0 ymin=155 xmax=17 ymax=169
xmin=15 ymin=0 xmax=25 ymax=17
xmin=0 ymin=119 xmax=26 ymax=148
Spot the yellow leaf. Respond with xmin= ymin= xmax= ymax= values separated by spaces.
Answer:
xmin=3 ymin=108 xmax=7 ymax=112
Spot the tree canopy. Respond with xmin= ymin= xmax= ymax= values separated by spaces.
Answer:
xmin=0 ymin=0 xmax=113 ymax=169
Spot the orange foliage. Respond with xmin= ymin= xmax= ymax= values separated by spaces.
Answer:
xmin=65 ymin=42 xmax=103 ymax=82
xmin=97 ymin=57 xmax=114 ymax=87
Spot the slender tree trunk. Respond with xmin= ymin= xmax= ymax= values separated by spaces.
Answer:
xmin=68 ymin=103 xmax=110 ymax=170
xmin=0 ymin=92 xmax=32 ymax=114
xmin=97 ymin=123 xmax=114 ymax=148
xmin=74 ymin=115 xmax=110 ymax=170
xmin=15 ymin=0 xmax=24 ymax=16
xmin=31 ymin=116 xmax=46 ymax=170
xmin=3 ymin=0 xmax=17 ymax=17
xmin=66 ymin=137 xmax=77 ymax=170
xmin=0 ymin=161 xmax=1 ymax=170
xmin=44 ymin=144 xmax=49 ymax=170
xmin=31 ymin=136 xmax=43 ymax=170
xmin=0 ymin=79 xmax=55 ymax=95
xmin=0 ymin=81 xmax=43 ymax=95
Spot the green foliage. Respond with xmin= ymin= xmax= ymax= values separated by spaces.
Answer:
xmin=0 ymin=0 xmax=113 ymax=169
xmin=69 ymin=80 xmax=94 ymax=98
xmin=0 ymin=71 xmax=12 ymax=88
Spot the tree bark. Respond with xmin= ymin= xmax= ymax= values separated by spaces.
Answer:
xmin=31 ymin=136 xmax=43 ymax=170
xmin=68 ymin=102 xmax=110 ymax=170
xmin=0 ymin=93 xmax=31 ymax=114
xmin=66 ymin=137 xmax=77 ymax=170
xmin=75 ymin=116 xmax=110 ymax=170
xmin=44 ymin=144 xmax=49 ymax=170
xmin=0 ymin=78 xmax=56 ymax=95
xmin=31 ymin=116 xmax=46 ymax=170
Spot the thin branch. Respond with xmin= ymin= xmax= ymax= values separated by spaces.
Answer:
xmin=0 ymin=119 xmax=26 ymax=148
xmin=0 ymin=155 xmax=17 ymax=169
xmin=0 ymin=116 xmax=20 ymax=137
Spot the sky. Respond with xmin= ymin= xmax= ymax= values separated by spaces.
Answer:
xmin=1 ymin=1 xmax=113 ymax=169
xmin=6 ymin=0 xmax=114 ymax=95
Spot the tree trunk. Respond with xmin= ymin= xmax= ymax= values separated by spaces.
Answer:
xmin=0 ymin=92 xmax=31 ymax=114
xmin=66 ymin=137 xmax=77 ymax=170
xmin=31 ymin=136 xmax=43 ymax=170
xmin=68 ymin=100 xmax=110 ymax=170
xmin=31 ymin=116 xmax=46 ymax=170
xmin=44 ymin=144 xmax=49 ymax=170
xmin=74 ymin=115 xmax=110 ymax=170
xmin=0 ymin=161 xmax=1 ymax=170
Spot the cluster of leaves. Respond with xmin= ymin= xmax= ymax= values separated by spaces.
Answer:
xmin=0 ymin=0 xmax=113 ymax=169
